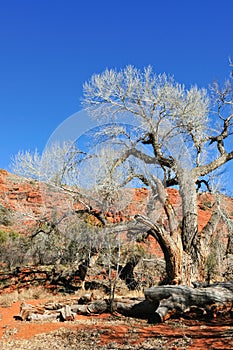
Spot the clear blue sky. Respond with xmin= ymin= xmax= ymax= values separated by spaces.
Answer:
xmin=0 ymin=0 xmax=233 ymax=193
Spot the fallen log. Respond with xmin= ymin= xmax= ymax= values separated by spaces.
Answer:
xmin=144 ymin=282 xmax=233 ymax=323
xmin=114 ymin=299 xmax=159 ymax=319
xmin=87 ymin=300 xmax=108 ymax=314
xmin=71 ymin=300 xmax=108 ymax=315
xmin=59 ymin=305 xmax=75 ymax=321
xmin=27 ymin=313 xmax=58 ymax=322
xmin=16 ymin=302 xmax=46 ymax=321
xmin=13 ymin=282 xmax=233 ymax=324
xmin=71 ymin=304 xmax=89 ymax=314
xmin=15 ymin=298 xmax=109 ymax=322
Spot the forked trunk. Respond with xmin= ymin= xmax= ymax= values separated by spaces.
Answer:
xmin=138 ymin=174 xmax=220 ymax=286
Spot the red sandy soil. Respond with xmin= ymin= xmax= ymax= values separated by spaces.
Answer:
xmin=0 ymin=297 xmax=233 ymax=349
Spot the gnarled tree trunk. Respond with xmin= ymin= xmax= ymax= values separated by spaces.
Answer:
xmin=136 ymin=176 xmax=222 ymax=286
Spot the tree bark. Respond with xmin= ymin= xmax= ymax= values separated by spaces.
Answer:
xmin=60 ymin=305 xmax=75 ymax=321
xmin=144 ymin=282 xmax=233 ymax=323
xmin=138 ymin=173 xmax=223 ymax=286
xmin=114 ymin=299 xmax=159 ymax=319
xmin=111 ymin=283 xmax=233 ymax=323
xmin=178 ymin=171 xmax=198 ymax=252
xmin=135 ymin=214 xmax=183 ymax=285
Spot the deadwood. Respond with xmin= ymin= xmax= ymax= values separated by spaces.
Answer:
xmin=144 ymin=282 xmax=233 ymax=323
xmin=114 ymin=298 xmax=159 ymax=320
xmin=13 ymin=282 xmax=233 ymax=324
xmin=15 ymin=298 xmax=109 ymax=322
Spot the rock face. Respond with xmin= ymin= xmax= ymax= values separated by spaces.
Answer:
xmin=0 ymin=168 xmax=233 ymax=255
xmin=0 ymin=169 xmax=88 ymax=233
xmin=0 ymin=171 xmax=155 ymax=235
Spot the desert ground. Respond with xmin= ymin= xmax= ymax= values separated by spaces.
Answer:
xmin=0 ymin=288 xmax=233 ymax=350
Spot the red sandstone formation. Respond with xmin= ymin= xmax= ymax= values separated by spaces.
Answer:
xmin=0 ymin=168 xmax=233 ymax=252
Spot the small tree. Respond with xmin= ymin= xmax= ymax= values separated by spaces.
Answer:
xmin=11 ymin=141 xmax=80 ymax=186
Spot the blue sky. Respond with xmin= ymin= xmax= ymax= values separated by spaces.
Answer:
xmin=0 ymin=0 xmax=233 ymax=193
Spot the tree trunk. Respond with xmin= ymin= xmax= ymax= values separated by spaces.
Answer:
xmin=60 ymin=305 xmax=75 ymax=321
xmin=119 ymin=254 xmax=141 ymax=290
xmin=178 ymin=171 xmax=198 ymax=252
xmin=144 ymin=282 xmax=233 ymax=323
xmin=136 ymin=177 xmax=186 ymax=285
xmin=137 ymin=171 xmax=221 ymax=286
xmin=135 ymin=215 xmax=183 ymax=285
xmin=114 ymin=299 xmax=159 ymax=319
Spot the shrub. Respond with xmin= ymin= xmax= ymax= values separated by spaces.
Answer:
xmin=0 ymin=205 xmax=12 ymax=226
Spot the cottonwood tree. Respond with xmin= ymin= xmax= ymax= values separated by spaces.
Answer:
xmin=82 ymin=65 xmax=233 ymax=285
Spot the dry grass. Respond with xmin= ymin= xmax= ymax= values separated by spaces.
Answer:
xmin=0 ymin=287 xmax=109 ymax=308
xmin=0 ymin=287 xmax=53 ymax=307
xmin=114 ymin=289 xmax=144 ymax=299
xmin=0 ymin=325 xmax=192 ymax=350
